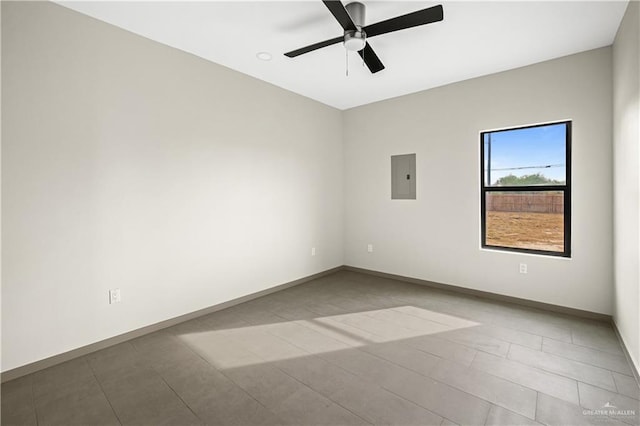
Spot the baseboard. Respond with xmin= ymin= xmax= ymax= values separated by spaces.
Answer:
xmin=611 ymin=319 xmax=640 ymax=387
xmin=343 ymin=265 xmax=612 ymax=322
xmin=1 ymin=266 xmax=343 ymax=383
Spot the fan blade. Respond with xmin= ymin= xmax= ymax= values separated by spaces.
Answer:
xmin=285 ymin=36 xmax=344 ymax=58
xmin=363 ymin=4 xmax=443 ymax=38
xmin=322 ymin=0 xmax=357 ymax=31
xmin=358 ymin=43 xmax=385 ymax=74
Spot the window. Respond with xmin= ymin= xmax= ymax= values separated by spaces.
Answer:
xmin=480 ymin=121 xmax=571 ymax=257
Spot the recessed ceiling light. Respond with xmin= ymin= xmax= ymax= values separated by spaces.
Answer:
xmin=256 ymin=52 xmax=272 ymax=61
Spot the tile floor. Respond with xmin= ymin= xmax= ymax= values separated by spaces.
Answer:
xmin=2 ymin=270 xmax=639 ymax=425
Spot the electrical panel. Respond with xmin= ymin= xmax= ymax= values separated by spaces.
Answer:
xmin=391 ymin=154 xmax=416 ymax=200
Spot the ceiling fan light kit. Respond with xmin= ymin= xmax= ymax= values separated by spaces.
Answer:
xmin=284 ymin=0 xmax=444 ymax=74
xmin=343 ymin=1 xmax=366 ymax=52
xmin=343 ymin=30 xmax=366 ymax=52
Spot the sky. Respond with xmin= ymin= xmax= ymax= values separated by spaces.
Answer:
xmin=483 ymin=122 xmax=567 ymax=185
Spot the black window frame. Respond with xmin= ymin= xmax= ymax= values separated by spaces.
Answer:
xmin=480 ymin=121 xmax=572 ymax=258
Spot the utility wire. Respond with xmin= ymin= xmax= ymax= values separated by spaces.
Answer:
xmin=488 ymin=164 xmax=564 ymax=171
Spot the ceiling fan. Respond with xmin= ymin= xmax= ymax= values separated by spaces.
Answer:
xmin=284 ymin=1 xmax=444 ymax=74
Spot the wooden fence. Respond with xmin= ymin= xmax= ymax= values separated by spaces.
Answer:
xmin=486 ymin=193 xmax=564 ymax=214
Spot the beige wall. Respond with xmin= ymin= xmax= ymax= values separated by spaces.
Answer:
xmin=613 ymin=0 xmax=640 ymax=373
xmin=1 ymin=2 xmax=343 ymax=371
xmin=343 ymin=47 xmax=613 ymax=315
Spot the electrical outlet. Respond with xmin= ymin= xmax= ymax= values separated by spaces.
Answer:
xmin=109 ymin=288 xmax=121 ymax=304
xmin=367 ymin=244 xmax=374 ymax=253
xmin=519 ymin=263 xmax=528 ymax=274
xmin=311 ymin=247 xmax=316 ymax=256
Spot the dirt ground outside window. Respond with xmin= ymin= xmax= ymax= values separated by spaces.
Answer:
xmin=486 ymin=211 xmax=564 ymax=252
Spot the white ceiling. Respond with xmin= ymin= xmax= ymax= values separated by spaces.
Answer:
xmin=57 ymin=1 xmax=628 ymax=110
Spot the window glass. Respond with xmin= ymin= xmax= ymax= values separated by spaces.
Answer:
xmin=481 ymin=121 xmax=570 ymax=257
xmin=483 ymin=123 xmax=566 ymax=187
xmin=485 ymin=191 xmax=564 ymax=253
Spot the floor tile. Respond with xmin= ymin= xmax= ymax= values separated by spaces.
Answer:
xmin=321 ymin=346 xmax=422 ymax=393
xmin=100 ymin=367 xmax=201 ymax=425
xmin=508 ymin=344 xmax=617 ymax=391
xmin=484 ymin=404 xmax=542 ymax=425
xmin=471 ymin=352 xmax=579 ymax=405
xmin=86 ymin=342 xmax=156 ymax=386
xmin=429 ymin=359 xmax=537 ymax=419
xmin=179 ymin=327 xmax=263 ymax=370
xmin=499 ymin=317 xmax=573 ymax=343
xmin=390 ymin=373 xmax=491 ymax=426
xmin=613 ymin=372 xmax=640 ymax=400
xmin=303 ymin=300 xmax=359 ymax=317
xmin=359 ymin=341 xmax=440 ymax=378
xmin=329 ymin=311 xmax=422 ymax=340
xmin=571 ymin=327 xmax=624 ymax=355
xmin=314 ymin=298 xmax=379 ymax=317
xmin=330 ymin=382 xmax=442 ymax=425
xmin=1 ymin=378 xmax=37 ymax=426
xmin=363 ymin=308 xmax=453 ymax=335
xmin=274 ymin=347 xmax=440 ymax=424
xmin=0 ymin=406 xmax=38 ymax=426
xmin=578 ymin=382 xmax=640 ymax=425
xmin=226 ymin=324 xmax=310 ymax=363
xmin=32 ymin=358 xmax=94 ymax=394
xmin=35 ymin=379 xmax=119 ymax=426
xmin=320 ymin=345 xmax=488 ymax=425
xmin=303 ymin=316 xmax=387 ymax=345
xmin=1 ymin=375 xmax=34 ymax=414
xmin=130 ymin=332 xmax=203 ymax=372
xmin=268 ymin=304 xmax=323 ymax=322
xmin=226 ymin=306 xmax=286 ymax=327
xmin=542 ymin=338 xmax=633 ymax=376
xmin=225 ymin=362 xmax=366 ymax=426
xmin=474 ymin=324 xmax=542 ymax=350
xmin=438 ymin=328 xmax=511 ymax=357
xmin=159 ymin=357 xmax=282 ymax=425
xmin=195 ymin=309 xmax=250 ymax=331
xmin=393 ymin=296 xmax=493 ymax=325
xmin=272 ymin=353 xmax=366 ymax=401
xmin=272 ymin=386 xmax=370 ymax=426
xmin=403 ymin=335 xmax=478 ymax=367
xmin=34 ymin=374 xmax=103 ymax=408
xmin=389 ymin=305 xmax=480 ymax=329
xmin=128 ymin=330 xmax=176 ymax=350
xmin=224 ymin=361 xmax=312 ymax=409
xmin=165 ymin=317 xmax=212 ymax=335
xmin=536 ymin=392 xmax=628 ymax=426
xmin=267 ymin=319 xmax=353 ymax=354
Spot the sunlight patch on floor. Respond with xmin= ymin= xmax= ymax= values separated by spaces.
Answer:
xmin=175 ymin=305 xmax=480 ymax=369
